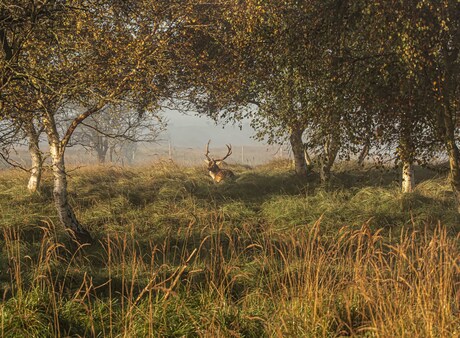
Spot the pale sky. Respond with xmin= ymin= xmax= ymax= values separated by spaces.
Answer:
xmin=160 ymin=109 xmax=262 ymax=147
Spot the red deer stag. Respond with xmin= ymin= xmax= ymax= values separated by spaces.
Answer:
xmin=204 ymin=140 xmax=235 ymax=183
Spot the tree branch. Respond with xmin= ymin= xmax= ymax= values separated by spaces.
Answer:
xmin=0 ymin=151 xmax=29 ymax=172
xmin=60 ymin=103 xmax=105 ymax=149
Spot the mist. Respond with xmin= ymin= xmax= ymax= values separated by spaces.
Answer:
xmin=159 ymin=109 xmax=261 ymax=147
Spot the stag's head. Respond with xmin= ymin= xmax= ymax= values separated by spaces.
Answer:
xmin=204 ymin=140 xmax=235 ymax=183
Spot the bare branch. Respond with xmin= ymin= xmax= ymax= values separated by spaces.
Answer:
xmin=0 ymin=150 xmax=28 ymax=172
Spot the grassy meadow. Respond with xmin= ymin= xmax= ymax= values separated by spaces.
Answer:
xmin=0 ymin=160 xmax=459 ymax=337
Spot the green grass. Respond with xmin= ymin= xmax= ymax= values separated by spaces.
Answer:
xmin=0 ymin=160 xmax=459 ymax=337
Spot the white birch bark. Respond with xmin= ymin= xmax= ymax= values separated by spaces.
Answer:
xmin=44 ymin=113 xmax=92 ymax=242
xmin=401 ymin=161 xmax=415 ymax=193
xmin=49 ymin=140 xmax=91 ymax=242
xmin=25 ymin=121 xmax=42 ymax=193
xmin=398 ymin=129 xmax=416 ymax=194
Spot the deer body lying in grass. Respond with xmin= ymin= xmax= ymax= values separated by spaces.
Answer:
xmin=204 ymin=140 xmax=235 ymax=183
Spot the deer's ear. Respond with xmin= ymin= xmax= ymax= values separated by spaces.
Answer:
xmin=216 ymin=161 xmax=222 ymax=165
xmin=204 ymin=159 xmax=210 ymax=164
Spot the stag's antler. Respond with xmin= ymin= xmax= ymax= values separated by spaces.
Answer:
xmin=205 ymin=140 xmax=212 ymax=161
xmin=216 ymin=144 xmax=232 ymax=162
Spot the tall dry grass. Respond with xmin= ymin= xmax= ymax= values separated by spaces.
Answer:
xmin=1 ymin=217 xmax=458 ymax=337
xmin=0 ymin=162 xmax=459 ymax=337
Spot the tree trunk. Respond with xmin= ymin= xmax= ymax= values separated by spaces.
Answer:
xmin=289 ymin=126 xmax=308 ymax=176
xmin=320 ymin=163 xmax=331 ymax=183
xmin=319 ymin=135 xmax=339 ymax=183
xmin=446 ymin=139 xmax=460 ymax=212
xmin=303 ymin=144 xmax=312 ymax=167
xmin=44 ymin=114 xmax=92 ymax=243
xmin=97 ymin=149 xmax=106 ymax=164
xmin=398 ymin=128 xmax=416 ymax=193
xmin=401 ymin=161 xmax=415 ymax=193
xmin=95 ymin=135 xmax=108 ymax=164
xmin=49 ymin=141 xmax=92 ymax=242
xmin=24 ymin=120 xmax=42 ymax=193
xmin=109 ymin=146 xmax=114 ymax=162
xmin=442 ymin=110 xmax=460 ymax=212
xmin=357 ymin=143 xmax=369 ymax=166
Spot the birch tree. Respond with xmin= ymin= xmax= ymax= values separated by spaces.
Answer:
xmin=0 ymin=1 xmax=62 ymax=192
xmin=364 ymin=1 xmax=453 ymax=194
xmin=181 ymin=1 xmax=382 ymax=181
xmin=181 ymin=1 xmax=320 ymax=177
xmin=1 ymin=0 xmax=188 ymax=241
xmin=406 ymin=0 xmax=460 ymax=206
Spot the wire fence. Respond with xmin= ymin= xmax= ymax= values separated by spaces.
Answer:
xmin=0 ymin=144 xmax=290 ymax=170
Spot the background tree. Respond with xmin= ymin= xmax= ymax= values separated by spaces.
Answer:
xmin=70 ymin=105 xmax=165 ymax=164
